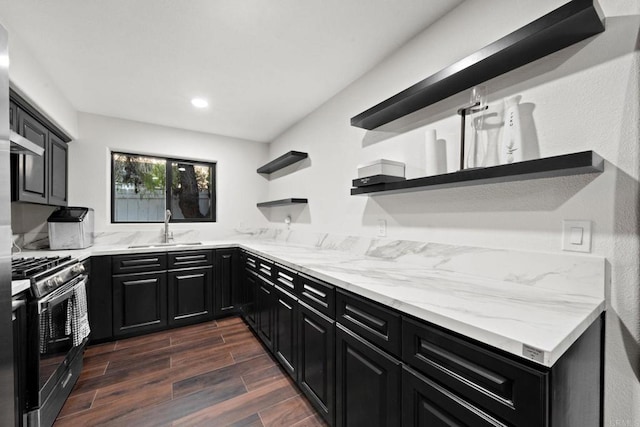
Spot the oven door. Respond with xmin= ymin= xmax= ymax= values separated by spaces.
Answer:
xmin=34 ymin=274 xmax=89 ymax=407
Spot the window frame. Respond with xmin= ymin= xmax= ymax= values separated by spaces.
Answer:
xmin=110 ymin=151 xmax=217 ymax=224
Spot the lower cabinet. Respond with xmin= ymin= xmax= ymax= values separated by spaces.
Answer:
xmin=298 ymin=302 xmax=335 ymax=425
xmin=113 ymin=272 xmax=168 ymax=337
xmin=335 ymin=323 xmax=401 ymax=427
xmin=402 ymin=366 xmax=499 ymax=427
xmin=274 ymin=286 xmax=298 ymax=379
xmin=168 ymin=267 xmax=213 ymax=326
xmin=215 ymin=249 xmax=240 ymax=316
xmin=256 ymin=278 xmax=276 ymax=350
xmin=244 ymin=270 xmax=258 ymax=330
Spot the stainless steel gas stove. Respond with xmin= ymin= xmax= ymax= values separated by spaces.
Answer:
xmin=11 ymin=256 xmax=89 ymax=427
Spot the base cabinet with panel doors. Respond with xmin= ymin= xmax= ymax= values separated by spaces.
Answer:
xmin=10 ymin=95 xmax=69 ymax=207
xmin=215 ymin=248 xmax=241 ymax=316
xmin=88 ymin=248 xmax=240 ymax=343
xmin=238 ymin=249 xmax=603 ymax=427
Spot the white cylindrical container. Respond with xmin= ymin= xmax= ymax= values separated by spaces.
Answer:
xmin=425 ymin=129 xmax=446 ymax=176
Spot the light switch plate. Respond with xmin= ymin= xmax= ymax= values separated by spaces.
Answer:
xmin=562 ymin=220 xmax=591 ymax=252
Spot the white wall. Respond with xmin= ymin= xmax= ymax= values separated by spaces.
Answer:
xmin=268 ymin=0 xmax=640 ymax=423
xmin=1 ymin=21 xmax=79 ymax=138
xmin=69 ymin=113 xmax=270 ymax=239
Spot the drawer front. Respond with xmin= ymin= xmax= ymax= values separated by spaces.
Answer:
xmin=112 ymin=253 xmax=167 ymax=275
xmin=298 ymin=273 xmax=335 ymax=317
xmin=402 ymin=317 xmax=547 ymax=427
xmin=257 ymin=257 xmax=274 ymax=280
xmin=402 ymin=366 xmax=504 ymax=427
xmin=168 ymin=250 xmax=213 ymax=269
xmin=336 ymin=290 xmax=401 ymax=357
xmin=273 ymin=263 xmax=298 ymax=294
xmin=244 ymin=251 xmax=258 ymax=272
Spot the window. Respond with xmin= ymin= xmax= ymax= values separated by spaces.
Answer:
xmin=111 ymin=152 xmax=216 ymax=223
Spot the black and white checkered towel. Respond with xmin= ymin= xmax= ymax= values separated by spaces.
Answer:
xmin=66 ymin=280 xmax=91 ymax=347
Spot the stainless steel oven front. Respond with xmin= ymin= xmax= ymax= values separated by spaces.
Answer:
xmin=26 ymin=272 xmax=89 ymax=427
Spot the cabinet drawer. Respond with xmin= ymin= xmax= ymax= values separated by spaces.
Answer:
xmin=402 ymin=317 xmax=547 ymax=427
xmin=112 ymin=253 xmax=167 ymax=275
xmin=336 ymin=290 xmax=401 ymax=357
xmin=257 ymin=257 xmax=274 ymax=280
xmin=298 ymin=273 xmax=335 ymax=317
xmin=273 ymin=263 xmax=298 ymax=294
xmin=244 ymin=252 xmax=259 ymax=272
xmin=402 ymin=366 xmax=503 ymax=427
xmin=168 ymin=250 xmax=213 ymax=269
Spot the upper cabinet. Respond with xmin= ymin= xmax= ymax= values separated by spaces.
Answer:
xmin=10 ymin=91 xmax=71 ymax=207
xmin=350 ymin=0 xmax=605 ymax=130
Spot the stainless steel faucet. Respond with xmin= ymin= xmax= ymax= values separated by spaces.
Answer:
xmin=164 ymin=209 xmax=173 ymax=243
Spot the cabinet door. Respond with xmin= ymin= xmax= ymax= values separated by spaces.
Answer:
xmin=336 ymin=324 xmax=401 ymax=427
xmin=298 ymin=302 xmax=335 ymax=425
xmin=15 ymin=107 xmax=48 ymax=204
xmin=402 ymin=366 xmax=504 ymax=427
xmin=257 ymin=278 xmax=275 ymax=350
xmin=215 ymin=249 xmax=239 ymax=316
xmin=274 ymin=286 xmax=298 ymax=380
xmin=48 ymin=133 xmax=68 ymax=206
xmin=88 ymin=256 xmax=113 ymax=343
xmin=9 ymin=101 xmax=16 ymax=131
xmin=168 ymin=267 xmax=213 ymax=327
xmin=244 ymin=270 xmax=258 ymax=330
xmin=113 ymin=272 xmax=167 ymax=337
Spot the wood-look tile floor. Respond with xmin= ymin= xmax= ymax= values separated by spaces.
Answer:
xmin=54 ymin=317 xmax=328 ymax=427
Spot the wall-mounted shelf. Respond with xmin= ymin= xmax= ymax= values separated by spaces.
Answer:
xmin=257 ymin=198 xmax=308 ymax=208
xmin=351 ymin=151 xmax=603 ymax=196
xmin=257 ymin=151 xmax=309 ymax=174
xmin=350 ymin=0 xmax=604 ymax=130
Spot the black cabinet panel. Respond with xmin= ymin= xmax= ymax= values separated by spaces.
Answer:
xmin=48 ymin=133 xmax=68 ymax=206
xmin=402 ymin=366 xmax=504 ymax=427
xmin=15 ymin=107 xmax=47 ymax=204
xmin=273 ymin=263 xmax=298 ymax=294
xmin=298 ymin=273 xmax=335 ymax=317
xmin=244 ymin=270 xmax=258 ymax=331
xmin=257 ymin=257 xmax=274 ymax=280
xmin=168 ymin=267 xmax=213 ymax=326
xmin=402 ymin=317 xmax=547 ymax=427
xmin=168 ymin=250 xmax=213 ymax=269
xmin=298 ymin=302 xmax=335 ymax=425
xmin=336 ymin=324 xmax=401 ymax=427
xmin=113 ymin=272 xmax=168 ymax=337
xmin=9 ymin=101 xmax=16 ymax=131
xmin=112 ymin=253 xmax=167 ymax=275
xmin=336 ymin=290 xmax=401 ymax=357
xmin=215 ymin=249 xmax=239 ymax=316
xmin=257 ymin=278 xmax=275 ymax=350
xmin=88 ymin=256 xmax=113 ymax=343
xmin=274 ymin=286 xmax=298 ymax=379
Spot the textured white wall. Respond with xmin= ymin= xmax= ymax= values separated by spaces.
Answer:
xmin=268 ymin=0 xmax=640 ymax=423
xmin=68 ymin=113 xmax=270 ymax=238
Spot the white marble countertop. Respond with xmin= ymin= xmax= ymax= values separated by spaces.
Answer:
xmin=12 ymin=236 xmax=605 ymax=367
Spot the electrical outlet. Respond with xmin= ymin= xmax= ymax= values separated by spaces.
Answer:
xmin=562 ymin=220 xmax=591 ymax=253
xmin=377 ymin=219 xmax=387 ymax=237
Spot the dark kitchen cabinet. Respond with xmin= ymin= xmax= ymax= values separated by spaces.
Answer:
xmin=12 ymin=298 xmax=26 ymax=427
xmin=12 ymin=106 xmax=68 ymax=206
xmin=298 ymin=302 xmax=335 ymax=425
xmin=168 ymin=267 xmax=213 ymax=327
xmin=244 ymin=270 xmax=259 ymax=331
xmin=256 ymin=277 xmax=276 ymax=350
xmin=402 ymin=366 xmax=501 ymax=427
xmin=9 ymin=100 xmax=16 ymax=131
xmin=335 ymin=323 xmax=401 ymax=427
xmin=113 ymin=272 xmax=168 ymax=337
xmin=88 ymin=256 xmax=113 ymax=343
xmin=274 ymin=285 xmax=298 ymax=379
xmin=215 ymin=248 xmax=240 ymax=316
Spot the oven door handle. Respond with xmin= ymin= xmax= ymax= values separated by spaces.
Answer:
xmin=40 ymin=275 xmax=88 ymax=309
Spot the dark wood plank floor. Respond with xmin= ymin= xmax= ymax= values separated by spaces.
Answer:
xmin=54 ymin=317 xmax=328 ymax=427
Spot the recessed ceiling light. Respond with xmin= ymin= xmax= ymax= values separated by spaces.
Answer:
xmin=191 ymin=98 xmax=208 ymax=108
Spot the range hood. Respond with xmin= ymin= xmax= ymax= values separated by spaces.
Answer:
xmin=9 ymin=130 xmax=44 ymax=156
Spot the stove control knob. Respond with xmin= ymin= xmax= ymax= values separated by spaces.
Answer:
xmin=54 ymin=276 xmax=64 ymax=286
xmin=72 ymin=264 xmax=86 ymax=275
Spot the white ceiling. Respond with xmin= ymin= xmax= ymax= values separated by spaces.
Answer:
xmin=0 ymin=0 xmax=463 ymax=142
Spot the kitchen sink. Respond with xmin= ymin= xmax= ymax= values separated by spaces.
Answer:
xmin=127 ymin=242 xmax=202 ymax=249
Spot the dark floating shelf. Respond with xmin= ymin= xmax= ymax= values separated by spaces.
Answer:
xmin=350 ymin=0 xmax=604 ymax=130
xmin=257 ymin=198 xmax=308 ymax=208
xmin=351 ymin=151 xmax=604 ymax=196
xmin=257 ymin=151 xmax=309 ymax=174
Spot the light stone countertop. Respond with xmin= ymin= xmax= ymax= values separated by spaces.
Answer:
xmin=13 ymin=235 xmax=605 ymax=367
